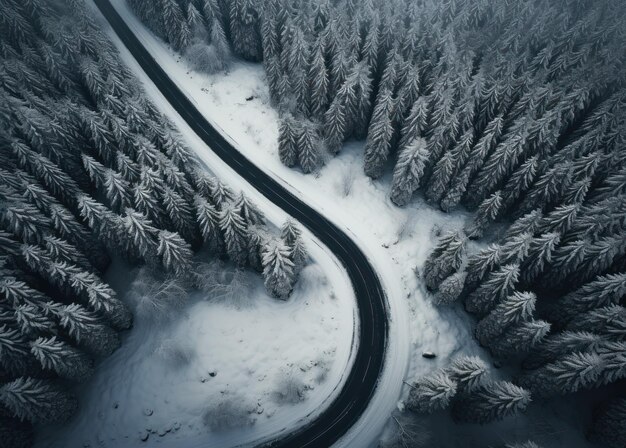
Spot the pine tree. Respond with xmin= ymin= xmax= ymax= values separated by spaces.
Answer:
xmin=229 ymin=0 xmax=262 ymax=61
xmin=0 ymin=325 xmax=38 ymax=376
xmin=475 ymin=291 xmax=537 ymax=346
xmin=219 ymin=203 xmax=249 ymax=266
xmin=390 ymin=138 xmax=429 ymax=206
xmin=119 ymin=208 xmax=159 ymax=259
xmin=465 ymin=263 xmax=520 ymax=316
xmin=363 ymin=88 xmax=395 ymax=179
xmin=233 ymin=193 xmax=265 ymax=226
xmin=488 ymin=320 xmax=551 ymax=359
xmin=589 ymin=398 xmax=626 ymax=448
xmin=194 ymin=195 xmax=223 ymax=253
xmin=465 ymin=243 xmax=502 ymax=285
xmin=161 ymin=186 xmax=197 ymax=242
xmin=465 ymin=191 xmax=503 ymax=239
xmin=323 ymin=94 xmax=347 ymax=154
xmin=521 ymin=232 xmax=561 ymax=282
xmin=517 ymin=351 xmax=605 ymax=397
xmin=447 ymin=355 xmax=488 ymax=392
xmin=423 ymin=231 xmax=466 ymax=290
xmin=567 ymin=305 xmax=626 ymax=341
xmin=0 ymin=377 xmax=77 ymax=424
xmin=278 ymin=115 xmax=299 ymax=168
xmin=49 ymin=303 xmax=120 ymax=357
xmin=30 ymin=336 xmax=93 ymax=382
xmin=452 ymin=381 xmax=531 ymax=424
xmin=157 ymin=230 xmax=193 ymax=277
xmin=14 ymin=303 xmax=56 ymax=339
xmin=523 ymin=331 xmax=605 ymax=370
xmin=433 ymin=270 xmax=466 ymax=305
xmin=309 ymin=38 xmax=329 ymax=120
xmin=298 ymin=120 xmax=323 ymax=174
xmin=550 ymin=273 xmax=626 ymax=326
xmin=262 ymin=238 xmax=295 ymax=299
xmin=406 ymin=371 xmax=457 ymax=414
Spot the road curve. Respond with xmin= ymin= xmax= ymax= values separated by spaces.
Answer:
xmin=93 ymin=1 xmax=389 ymax=447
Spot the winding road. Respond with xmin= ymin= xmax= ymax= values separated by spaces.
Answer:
xmin=93 ymin=1 xmax=389 ymax=447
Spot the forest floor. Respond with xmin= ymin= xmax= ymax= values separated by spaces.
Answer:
xmin=65 ymin=1 xmax=598 ymax=447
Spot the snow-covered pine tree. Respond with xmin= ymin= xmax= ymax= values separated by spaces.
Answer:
xmin=0 ymin=377 xmax=77 ymax=424
xmin=363 ymin=88 xmax=396 ymax=179
xmin=49 ymin=303 xmax=120 ymax=358
xmin=161 ymin=186 xmax=197 ymax=243
xmin=452 ymin=381 xmax=531 ymax=424
xmin=500 ymin=156 xmax=539 ymax=212
xmin=219 ymin=202 xmax=249 ymax=266
xmin=566 ymin=305 xmax=626 ymax=341
xmin=423 ymin=231 xmax=466 ymax=290
xmin=465 ymin=191 xmax=503 ymax=239
xmin=261 ymin=238 xmax=296 ymax=299
xmin=119 ymin=208 xmax=159 ymax=260
xmin=433 ymin=270 xmax=466 ymax=305
xmin=517 ymin=351 xmax=606 ymax=397
xmin=405 ymin=371 xmax=457 ymax=414
xmin=298 ymin=120 xmax=323 ymax=174
xmin=160 ymin=0 xmax=190 ymax=50
xmin=309 ymin=37 xmax=329 ymax=120
xmin=475 ymin=291 xmax=537 ymax=346
xmin=278 ymin=115 xmax=300 ymax=167
xmin=588 ymin=398 xmax=626 ymax=448
xmin=465 ymin=263 xmax=520 ymax=316
xmin=522 ymin=330 xmax=605 ymax=370
xmin=504 ymin=442 xmax=542 ymax=448
xmin=0 ymin=325 xmax=38 ymax=376
xmin=29 ymin=336 xmax=93 ymax=382
xmin=446 ymin=355 xmax=488 ymax=392
xmin=14 ymin=303 xmax=57 ymax=339
xmin=521 ymin=231 xmax=560 ymax=283
xmin=229 ymin=0 xmax=262 ymax=61
xmin=465 ymin=243 xmax=502 ymax=285
xmin=488 ymin=320 xmax=551 ymax=359
xmin=549 ymin=273 xmax=626 ymax=326
xmin=233 ymin=192 xmax=265 ymax=226
xmin=390 ymin=137 xmax=429 ymax=206
xmin=194 ymin=195 xmax=223 ymax=253
xmin=323 ymin=95 xmax=348 ymax=154
xmin=157 ymin=230 xmax=193 ymax=277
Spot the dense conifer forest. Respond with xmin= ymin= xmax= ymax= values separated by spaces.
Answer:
xmin=0 ymin=1 xmax=308 ymax=445
xmin=128 ymin=0 xmax=626 ymax=445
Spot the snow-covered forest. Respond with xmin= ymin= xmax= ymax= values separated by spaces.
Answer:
xmin=125 ymin=0 xmax=626 ymax=446
xmin=0 ymin=1 xmax=312 ymax=446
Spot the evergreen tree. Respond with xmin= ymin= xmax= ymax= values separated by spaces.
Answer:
xmin=567 ymin=305 xmax=626 ymax=341
xmin=323 ymin=94 xmax=347 ymax=154
xmin=465 ymin=243 xmax=502 ymax=285
xmin=433 ymin=270 xmax=466 ymax=305
xmin=475 ymin=291 xmax=537 ymax=346
xmin=261 ymin=238 xmax=295 ymax=299
xmin=423 ymin=231 xmax=466 ymax=290
xmin=219 ymin=203 xmax=249 ymax=266
xmin=298 ymin=120 xmax=323 ymax=174
xmin=465 ymin=263 xmax=520 ymax=316
xmin=194 ymin=196 xmax=223 ymax=253
xmin=488 ymin=320 xmax=551 ymax=359
xmin=0 ymin=325 xmax=38 ymax=376
xmin=50 ymin=303 xmax=120 ymax=358
xmin=229 ymin=0 xmax=262 ymax=61
xmin=363 ymin=88 xmax=395 ymax=179
xmin=30 ymin=336 xmax=93 ymax=382
xmin=452 ymin=381 xmax=531 ymax=424
xmin=523 ymin=331 xmax=605 ymax=370
xmin=406 ymin=371 xmax=457 ymax=414
xmin=390 ymin=137 xmax=429 ymax=206
xmin=157 ymin=230 xmax=193 ymax=277
xmin=0 ymin=377 xmax=77 ymax=424
xmin=278 ymin=115 xmax=299 ymax=168
xmin=447 ymin=355 xmax=488 ymax=392
xmin=14 ymin=303 xmax=56 ymax=339
xmin=465 ymin=191 xmax=503 ymax=239
xmin=550 ymin=273 xmax=626 ymax=326
xmin=521 ymin=232 xmax=560 ymax=283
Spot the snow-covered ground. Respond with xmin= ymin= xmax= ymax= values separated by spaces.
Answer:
xmin=35 ymin=4 xmax=358 ymax=448
xmin=86 ymin=2 xmax=597 ymax=447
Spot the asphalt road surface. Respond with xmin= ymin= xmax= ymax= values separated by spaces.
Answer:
xmin=94 ymin=1 xmax=389 ymax=446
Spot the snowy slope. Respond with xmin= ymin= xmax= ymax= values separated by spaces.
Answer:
xmin=34 ymin=4 xmax=357 ymax=448
xmin=96 ymin=1 xmax=597 ymax=447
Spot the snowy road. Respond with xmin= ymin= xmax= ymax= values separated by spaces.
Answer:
xmin=93 ymin=1 xmax=390 ymax=447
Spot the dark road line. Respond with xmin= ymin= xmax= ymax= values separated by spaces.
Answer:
xmin=94 ymin=1 xmax=389 ymax=446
